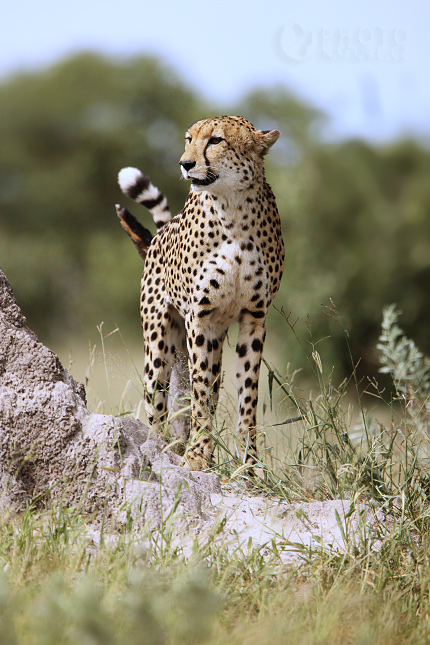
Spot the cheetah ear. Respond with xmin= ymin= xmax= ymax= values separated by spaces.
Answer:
xmin=254 ymin=129 xmax=280 ymax=155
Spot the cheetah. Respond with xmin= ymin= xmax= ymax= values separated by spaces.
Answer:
xmin=116 ymin=115 xmax=284 ymax=471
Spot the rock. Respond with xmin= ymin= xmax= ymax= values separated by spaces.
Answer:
xmin=0 ymin=266 xmax=220 ymax=526
xmin=179 ymin=488 xmax=384 ymax=564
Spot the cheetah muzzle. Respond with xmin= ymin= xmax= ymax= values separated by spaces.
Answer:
xmin=116 ymin=115 xmax=285 ymax=472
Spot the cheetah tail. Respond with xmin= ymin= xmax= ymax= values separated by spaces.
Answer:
xmin=115 ymin=205 xmax=153 ymax=261
xmin=118 ymin=167 xmax=172 ymax=229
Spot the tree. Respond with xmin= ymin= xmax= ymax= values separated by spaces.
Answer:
xmin=0 ymin=53 xmax=207 ymax=343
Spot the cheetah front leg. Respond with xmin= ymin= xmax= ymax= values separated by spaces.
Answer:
xmin=234 ymin=312 xmax=267 ymax=468
xmin=184 ymin=316 xmax=226 ymax=470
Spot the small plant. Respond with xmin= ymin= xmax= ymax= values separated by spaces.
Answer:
xmin=378 ymin=303 xmax=430 ymax=419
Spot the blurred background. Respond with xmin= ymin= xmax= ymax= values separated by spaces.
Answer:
xmin=1 ymin=0 xmax=430 ymax=403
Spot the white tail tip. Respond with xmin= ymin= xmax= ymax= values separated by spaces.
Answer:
xmin=118 ymin=166 xmax=143 ymax=191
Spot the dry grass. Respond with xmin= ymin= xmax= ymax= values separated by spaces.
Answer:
xmin=2 ymin=308 xmax=430 ymax=643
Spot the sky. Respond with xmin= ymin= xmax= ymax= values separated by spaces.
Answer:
xmin=1 ymin=0 xmax=429 ymax=142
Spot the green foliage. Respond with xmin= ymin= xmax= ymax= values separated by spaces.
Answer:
xmin=0 ymin=53 xmax=207 ymax=344
xmin=265 ymin=136 xmax=430 ymax=379
xmin=2 ymin=53 xmax=430 ymax=380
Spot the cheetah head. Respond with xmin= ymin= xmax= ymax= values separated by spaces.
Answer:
xmin=179 ymin=116 xmax=280 ymax=195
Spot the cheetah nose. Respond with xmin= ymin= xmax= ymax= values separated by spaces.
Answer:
xmin=179 ymin=160 xmax=196 ymax=172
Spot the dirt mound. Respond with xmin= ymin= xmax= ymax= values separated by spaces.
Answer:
xmin=0 ymin=266 xmax=219 ymax=526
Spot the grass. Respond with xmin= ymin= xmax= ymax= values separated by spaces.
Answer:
xmin=3 ymin=306 xmax=430 ymax=643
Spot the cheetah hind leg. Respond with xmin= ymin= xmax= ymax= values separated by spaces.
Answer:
xmin=143 ymin=307 xmax=190 ymax=437
xmin=167 ymin=351 xmax=191 ymax=447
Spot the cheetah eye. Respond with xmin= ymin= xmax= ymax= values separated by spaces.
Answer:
xmin=208 ymin=137 xmax=223 ymax=145
xmin=185 ymin=135 xmax=192 ymax=144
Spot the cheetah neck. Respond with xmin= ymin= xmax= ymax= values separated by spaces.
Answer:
xmin=206 ymin=180 xmax=269 ymax=241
